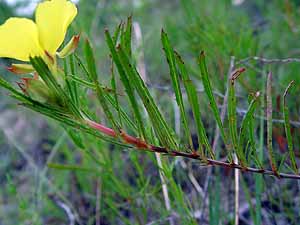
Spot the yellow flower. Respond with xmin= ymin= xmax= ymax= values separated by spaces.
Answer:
xmin=0 ymin=0 xmax=77 ymax=62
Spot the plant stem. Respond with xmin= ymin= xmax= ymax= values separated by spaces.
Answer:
xmin=86 ymin=119 xmax=300 ymax=180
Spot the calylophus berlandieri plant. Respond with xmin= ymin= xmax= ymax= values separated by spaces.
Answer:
xmin=0 ymin=0 xmax=299 ymax=180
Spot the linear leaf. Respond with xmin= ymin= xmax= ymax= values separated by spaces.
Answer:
xmin=266 ymin=72 xmax=278 ymax=174
xmin=228 ymin=70 xmax=247 ymax=164
xmin=69 ymin=55 xmax=79 ymax=106
xmin=110 ymin=61 xmax=122 ymax=127
xmin=65 ymin=73 xmax=138 ymax=132
xmin=105 ymin=30 xmax=147 ymax=139
xmin=113 ymin=22 xmax=122 ymax=45
xmin=105 ymin=94 xmax=138 ymax=132
xmin=239 ymin=92 xmax=260 ymax=164
xmin=248 ymin=116 xmax=263 ymax=168
xmin=175 ymin=52 xmax=213 ymax=159
xmin=63 ymin=59 xmax=75 ymax=103
xmin=111 ymin=40 xmax=177 ymax=149
xmin=283 ymin=81 xmax=298 ymax=173
xmin=84 ymin=39 xmax=119 ymax=132
xmin=198 ymin=52 xmax=227 ymax=144
xmin=22 ymin=101 xmax=130 ymax=147
xmin=161 ymin=30 xmax=193 ymax=150
xmin=47 ymin=163 xmax=97 ymax=172
xmin=30 ymin=57 xmax=82 ymax=118
xmin=228 ymin=78 xmax=240 ymax=163
xmin=121 ymin=16 xmax=132 ymax=57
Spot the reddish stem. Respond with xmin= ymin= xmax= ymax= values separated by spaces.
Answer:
xmin=86 ymin=119 xmax=300 ymax=180
xmin=86 ymin=119 xmax=117 ymax=137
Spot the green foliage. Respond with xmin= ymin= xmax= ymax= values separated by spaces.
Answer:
xmin=175 ymin=52 xmax=213 ymax=158
xmin=283 ymin=81 xmax=298 ymax=173
xmin=1 ymin=1 xmax=300 ymax=225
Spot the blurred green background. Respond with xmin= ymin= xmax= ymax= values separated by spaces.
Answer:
xmin=1 ymin=0 xmax=300 ymax=224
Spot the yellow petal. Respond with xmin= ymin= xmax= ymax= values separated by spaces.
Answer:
xmin=0 ymin=18 xmax=44 ymax=61
xmin=36 ymin=0 xmax=77 ymax=55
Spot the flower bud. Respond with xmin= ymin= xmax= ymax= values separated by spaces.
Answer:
xmin=17 ymin=75 xmax=53 ymax=103
xmin=7 ymin=64 xmax=35 ymax=75
xmin=57 ymin=34 xmax=80 ymax=58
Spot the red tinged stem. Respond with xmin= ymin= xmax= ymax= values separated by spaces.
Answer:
xmin=86 ymin=119 xmax=117 ymax=137
xmin=86 ymin=119 xmax=300 ymax=180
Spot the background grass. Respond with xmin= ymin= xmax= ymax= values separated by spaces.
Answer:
xmin=0 ymin=0 xmax=300 ymax=224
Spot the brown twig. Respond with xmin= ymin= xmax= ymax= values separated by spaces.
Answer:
xmin=237 ymin=56 xmax=300 ymax=65
xmin=86 ymin=119 xmax=300 ymax=180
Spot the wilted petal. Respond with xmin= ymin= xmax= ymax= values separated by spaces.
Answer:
xmin=0 ymin=18 xmax=43 ymax=61
xmin=36 ymin=0 xmax=77 ymax=55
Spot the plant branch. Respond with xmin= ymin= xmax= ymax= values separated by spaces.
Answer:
xmin=86 ymin=119 xmax=300 ymax=180
xmin=238 ymin=56 xmax=300 ymax=64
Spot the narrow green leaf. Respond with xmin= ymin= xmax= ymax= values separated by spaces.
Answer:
xmin=63 ymin=56 xmax=79 ymax=107
xmin=48 ymin=163 xmax=97 ymax=173
xmin=113 ymin=22 xmax=122 ymax=45
xmin=228 ymin=78 xmax=239 ymax=162
xmin=84 ymin=39 xmax=119 ymax=132
xmin=0 ymin=74 xmax=130 ymax=148
xmin=117 ymin=45 xmax=178 ymax=149
xmin=22 ymin=101 xmax=130 ymax=147
xmin=198 ymin=52 xmax=227 ymax=144
xmin=84 ymin=40 xmax=99 ymax=81
xmin=30 ymin=57 xmax=61 ymax=98
xmin=239 ymin=92 xmax=260 ymax=163
xmin=74 ymin=54 xmax=93 ymax=82
xmin=66 ymin=74 xmax=121 ymax=96
xmin=228 ymin=75 xmax=246 ymax=164
xmin=175 ymin=52 xmax=213 ymax=159
xmin=161 ymin=31 xmax=193 ymax=151
xmin=65 ymin=72 xmax=138 ymax=132
xmin=121 ymin=16 xmax=132 ymax=57
xmin=63 ymin=58 xmax=75 ymax=102
xmin=30 ymin=57 xmax=82 ymax=118
xmin=69 ymin=55 xmax=79 ymax=106
xmin=66 ymin=128 xmax=84 ymax=149
xmin=278 ymin=153 xmax=288 ymax=172
xmin=67 ymin=74 xmax=96 ymax=89
xmin=283 ymin=81 xmax=298 ymax=173
xmin=105 ymin=29 xmax=147 ymax=139
xmin=104 ymin=94 xmax=138 ymax=132
xmin=266 ymin=72 xmax=278 ymax=174
xmin=107 ymin=33 xmax=177 ymax=148
xmin=110 ymin=60 xmax=122 ymax=127
xmin=249 ymin=117 xmax=263 ymax=168
xmin=240 ymin=175 xmax=256 ymax=223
